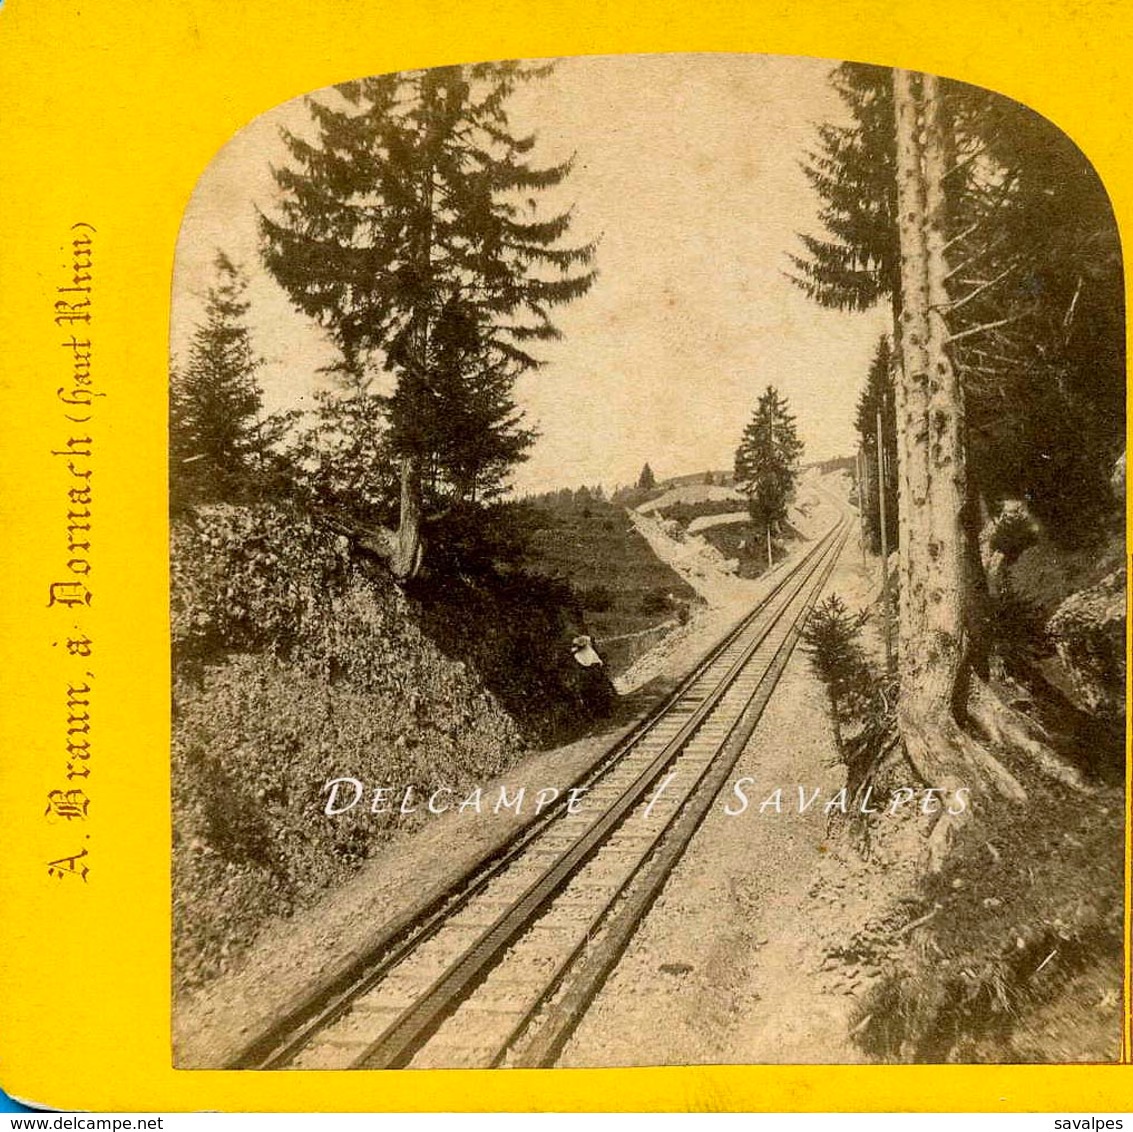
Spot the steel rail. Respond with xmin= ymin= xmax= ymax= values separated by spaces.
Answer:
xmin=507 ymin=523 xmax=849 ymax=1066
xmin=229 ymin=516 xmax=847 ymax=1071
xmin=350 ymin=518 xmax=849 ymax=1069
xmin=231 ymin=519 xmax=841 ymax=1070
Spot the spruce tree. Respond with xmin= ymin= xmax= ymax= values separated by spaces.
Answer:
xmin=941 ymin=84 xmax=1124 ymax=537
xmin=170 ymin=252 xmax=278 ymax=510
xmin=733 ymin=386 xmax=804 ymax=538
xmin=790 ymin=64 xmax=1123 ymax=540
xmin=636 ymin=462 xmax=656 ymax=490
xmin=260 ymin=63 xmax=596 ymax=578
xmin=787 ymin=63 xmax=900 ymax=314
xmin=854 ymin=336 xmax=899 ymax=555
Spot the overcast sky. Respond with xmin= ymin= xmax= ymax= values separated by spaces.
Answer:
xmin=172 ymin=53 xmax=891 ymax=495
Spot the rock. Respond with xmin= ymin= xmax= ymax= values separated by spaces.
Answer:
xmin=1047 ymin=567 xmax=1126 ymax=719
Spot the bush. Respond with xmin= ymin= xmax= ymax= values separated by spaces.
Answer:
xmin=171 ymin=502 xmax=353 ymax=673
xmin=580 ymin=583 xmax=614 ymax=612
xmin=988 ymin=583 xmax=1051 ymax=672
xmin=800 ymin=595 xmax=873 ymax=747
xmin=801 ymin=594 xmax=898 ymax=818
xmin=638 ymin=587 xmax=670 ymax=615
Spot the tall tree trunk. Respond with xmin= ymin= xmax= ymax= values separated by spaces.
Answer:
xmin=892 ymin=70 xmax=1032 ymax=867
xmin=387 ymin=73 xmax=443 ymax=582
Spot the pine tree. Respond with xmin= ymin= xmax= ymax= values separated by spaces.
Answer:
xmin=636 ymin=463 xmax=656 ymax=490
xmin=416 ymin=295 xmax=537 ymax=507
xmin=791 ymin=66 xmax=1107 ymax=866
xmin=940 ymin=83 xmax=1124 ymax=538
xmin=891 ymin=70 xmax=1091 ymax=868
xmin=854 ymin=336 xmax=899 ymax=555
xmin=734 ymin=386 xmax=804 ymax=540
xmin=801 ymin=594 xmax=872 ymax=751
xmin=790 ymin=65 xmax=1123 ymax=541
xmin=788 ymin=63 xmax=900 ymax=314
xmin=260 ymin=63 xmax=596 ymax=578
xmin=170 ymin=252 xmax=281 ymax=510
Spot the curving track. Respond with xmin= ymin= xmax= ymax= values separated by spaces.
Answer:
xmin=229 ymin=514 xmax=850 ymax=1071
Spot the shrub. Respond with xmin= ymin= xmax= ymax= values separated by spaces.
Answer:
xmin=801 ymin=594 xmax=898 ymax=824
xmin=171 ymin=502 xmax=353 ymax=673
xmin=580 ymin=583 xmax=615 ymax=612
xmin=800 ymin=595 xmax=873 ymax=748
xmin=638 ymin=587 xmax=670 ymax=615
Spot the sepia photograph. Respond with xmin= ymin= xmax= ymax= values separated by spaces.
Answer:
xmin=168 ymin=53 xmax=1126 ymax=1071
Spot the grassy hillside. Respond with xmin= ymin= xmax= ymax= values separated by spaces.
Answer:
xmin=517 ymin=494 xmax=699 ymax=673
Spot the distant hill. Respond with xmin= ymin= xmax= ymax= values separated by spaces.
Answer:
xmin=637 ymin=483 xmax=744 ymax=514
xmin=806 ymin=455 xmax=855 ymax=477
xmin=659 ymin=470 xmax=735 ymax=489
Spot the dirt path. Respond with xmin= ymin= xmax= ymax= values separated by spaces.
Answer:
xmin=173 ymin=714 xmax=652 ymax=1067
xmin=616 ymin=470 xmax=844 ymax=695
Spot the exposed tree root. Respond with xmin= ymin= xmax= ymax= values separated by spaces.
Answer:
xmin=966 ymin=674 xmax=1089 ymax=792
xmin=851 ymin=733 xmax=902 ymax=797
xmin=900 ymin=719 xmax=977 ymax=873
xmin=892 ymin=670 xmax=1089 ymax=872
xmin=901 ymin=705 xmax=1027 ymax=804
xmin=311 ymin=477 xmax=424 ymax=583
xmin=898 ymin=695 xmax=1032 ymax=872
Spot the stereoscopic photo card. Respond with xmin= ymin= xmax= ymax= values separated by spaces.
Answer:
xmin=0 ymin=0 xmax=1129 ymax=1113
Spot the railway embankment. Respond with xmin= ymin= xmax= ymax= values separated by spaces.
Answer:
xmin=563 ymin=505 xmax=1124 ymax=1067
xmin=175 ymin=505 xmax=847 ymax=1069
xmin=172 ymin=502 xmax=613 ymax=1002
xmin=173 ymin=483 xmax=847 ymax=1068
xmin=559 ymin=517 xmax=913 ymax=1066
xmin=174 ymin=473 xmax=1121 ymax=1068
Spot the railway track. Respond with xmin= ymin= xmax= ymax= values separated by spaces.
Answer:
xmin=230 ymin=514 xmax=850 ymax=1071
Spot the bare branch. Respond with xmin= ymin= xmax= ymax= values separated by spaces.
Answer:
xmin=942 ymin=146 xmax=987 ymax=182
xmin=1062 ymin=275 xmax=1083 ymax=332
xmin=946 ymin=314 xmax=1027 ymax=344
xmin=943 ymin=220 xmax=982 ymax=252
xmin=943 ymin=235 xmax=1014 ymax=282
xmin=897 ymin=903 xmax=943 ymax=938
xmin=934 ymin=266 xmax=1016 ymax=314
